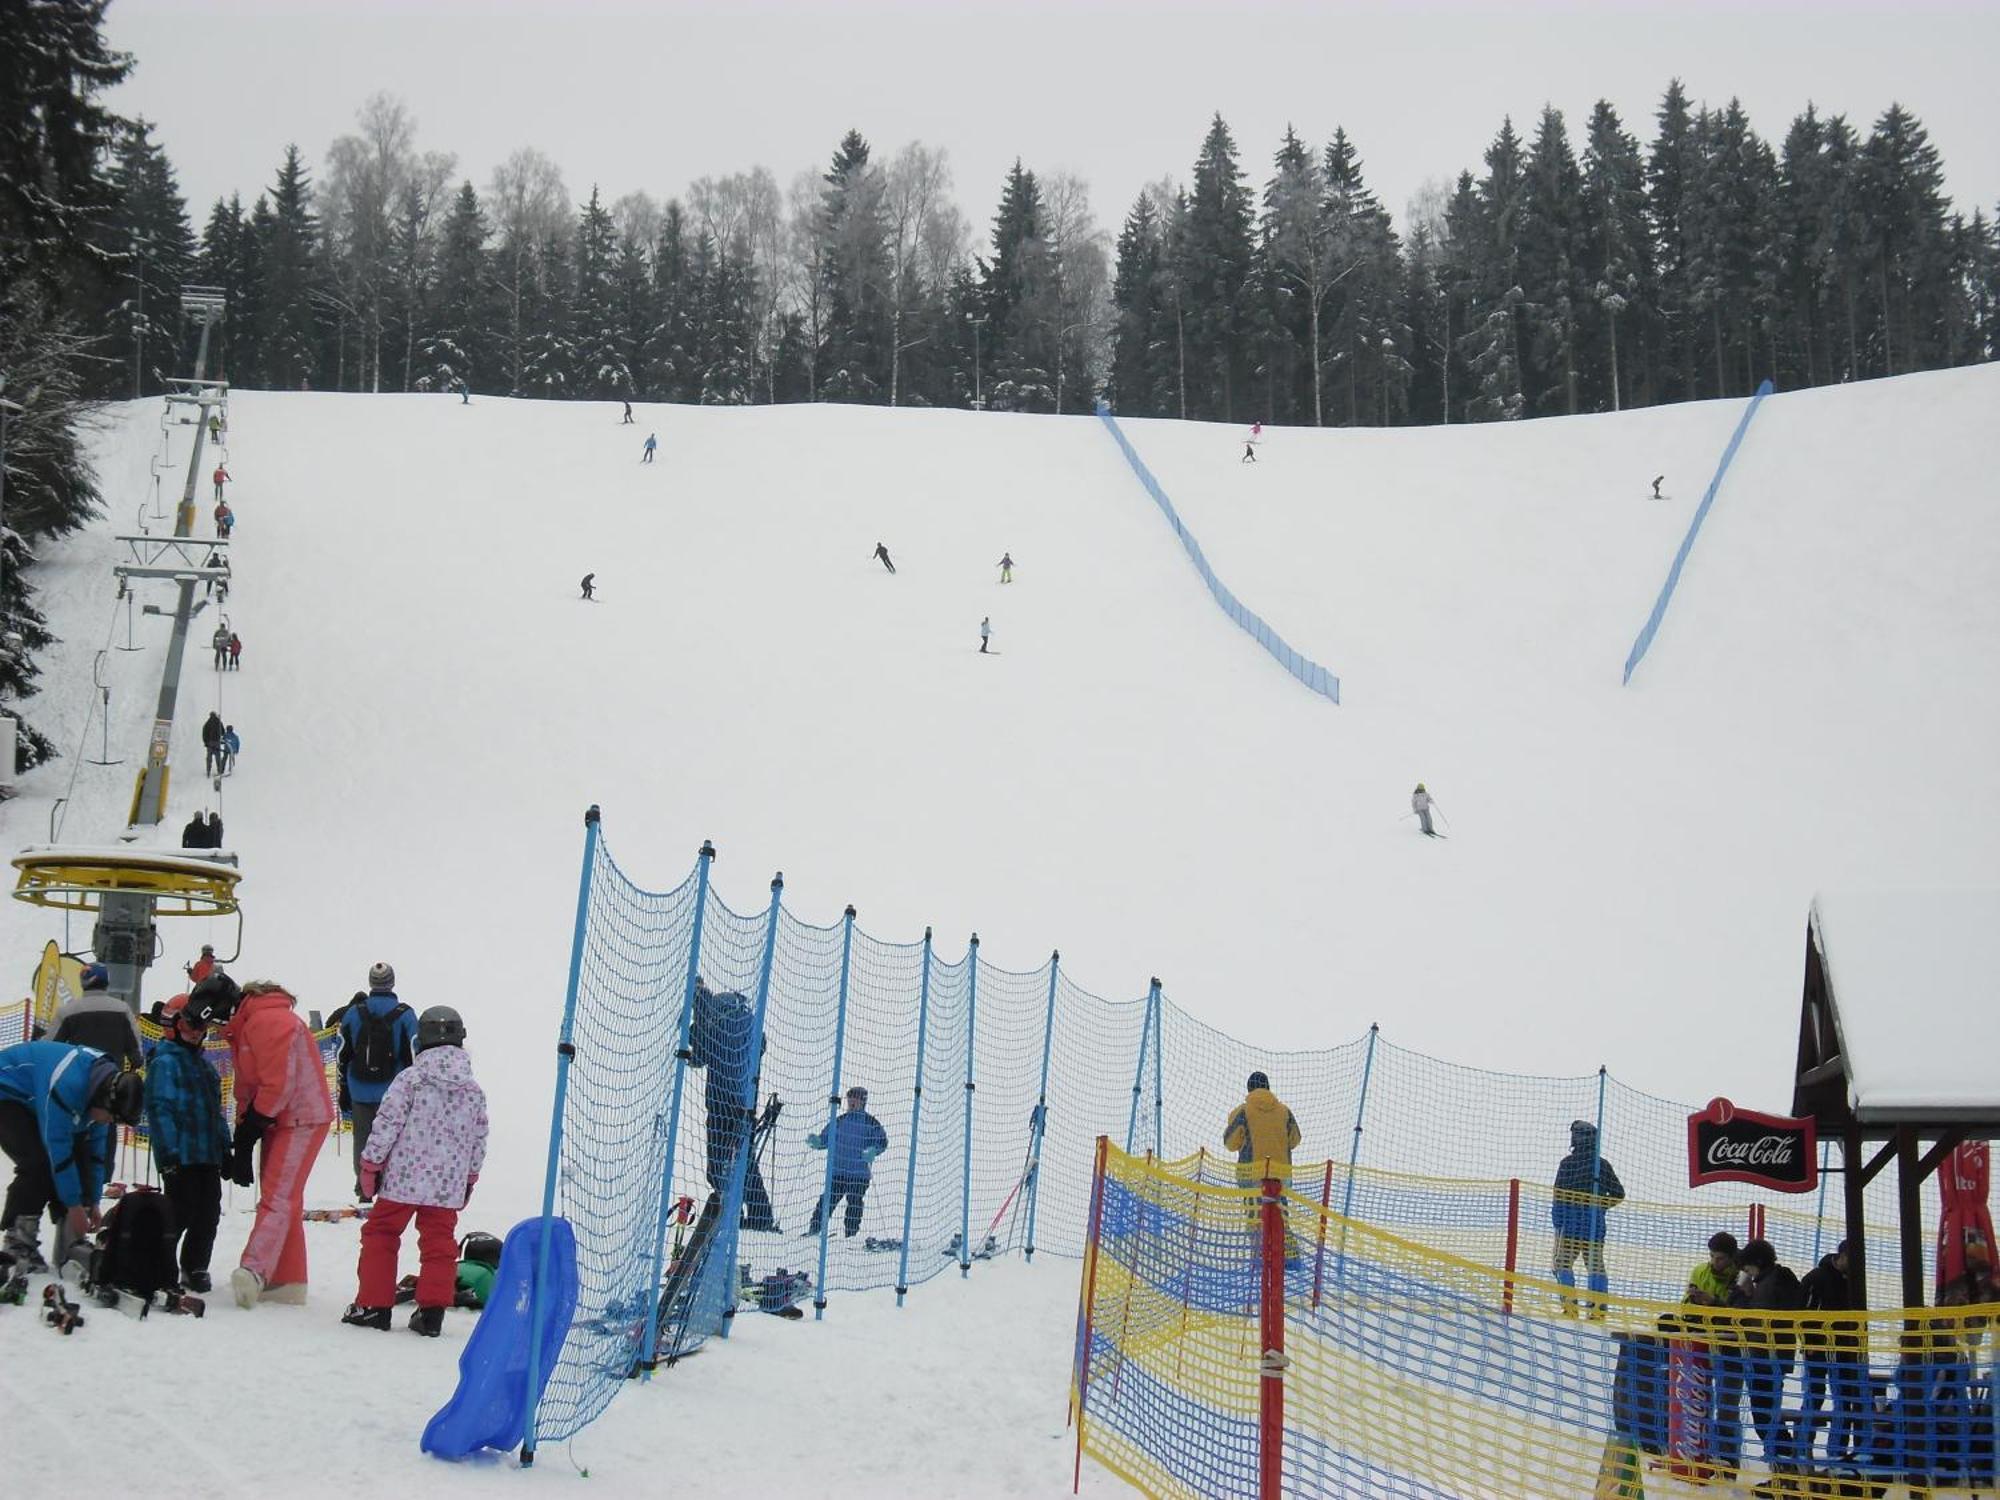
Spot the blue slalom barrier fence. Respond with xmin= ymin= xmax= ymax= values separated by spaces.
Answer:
xmin=1096 ymin=403 xmax=1342 ymax=704
xmin=527 ymin=813 xmax=1934 ymax=1452
xmin=1623 ymin=379 xmax=1775 ymax=684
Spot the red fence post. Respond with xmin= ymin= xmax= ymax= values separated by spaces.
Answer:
xmin=1072 ymin=1135 xmax=1110 ymax=1494
xmin=1311 ymin=1159 xmax=1334 ymax=1311
xmin=1259 ymin=1174 xmax=1286 ymax=1500
xmin=1503 ymin=1178 xmax=1521 ymax=1316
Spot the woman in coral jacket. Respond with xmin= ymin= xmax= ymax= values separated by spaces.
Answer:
xmin=219 ymin=978 xmax=334 ymax=1308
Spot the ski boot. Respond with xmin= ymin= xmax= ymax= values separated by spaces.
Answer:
xmin=341 ymin=1303 xmax=392 ymax=1331
xmin=408 ymin=1305 xmax=445 ymax=1337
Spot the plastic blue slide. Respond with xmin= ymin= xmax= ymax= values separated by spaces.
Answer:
xmin=422 ymin=1215 xmax=579 ymax=1460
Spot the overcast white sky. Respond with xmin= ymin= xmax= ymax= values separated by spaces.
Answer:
xmin=105 ymin=0 xmax=2000 ymax=243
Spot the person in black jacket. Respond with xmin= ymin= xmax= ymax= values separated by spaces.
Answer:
xmin=205 ymin=811 xmax=224 ymax=848
xmin=202 ymin=711 xmax=226 ymax=778
xmin=871 ymin=542 xmax=895 ymax=574
xmin=1797 ymin=1239 xmax=1866 ymax=1463
xmin=1716 ymin=1237 xmax=1803 ymax=1473
xmin=182 ymin=811 xmax=208 ymax=849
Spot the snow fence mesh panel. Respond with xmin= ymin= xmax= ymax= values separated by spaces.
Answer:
xmin=1075 ymin=1144 xmax=2000 ymax=1498
xmin=538 ymin=823 xmax=1947 ymax=1448
xmin=533 ymin=833 xmax=698 ymax=1442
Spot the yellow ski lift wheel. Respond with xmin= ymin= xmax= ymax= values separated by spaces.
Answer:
xmin=11 ymin=846 xmax=241 ymax=919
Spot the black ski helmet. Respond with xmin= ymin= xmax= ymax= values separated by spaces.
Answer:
xmin=96 ymin=1069 xmax=145 ymax=1126
xmin=416 ymin=1005 xmax=466 ymax=1051
xmin=459 ymin=1231 xmax=503 ymax=1269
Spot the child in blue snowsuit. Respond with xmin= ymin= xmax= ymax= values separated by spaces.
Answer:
xmin=144 ymin=992 xmax=232 ymax=1290
xmin=804 ymin=1087 xmax=889 ymax=1238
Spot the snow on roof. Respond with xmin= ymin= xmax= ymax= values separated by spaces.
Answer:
xmin=1812 ymin=889 xmax=2000 ymax=1116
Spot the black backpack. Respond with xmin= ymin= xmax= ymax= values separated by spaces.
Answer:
xmin=349 ymin=1001 xmax=410 ymax=1086
xmin=90 ymin=1189 xmax=180 ymax=1302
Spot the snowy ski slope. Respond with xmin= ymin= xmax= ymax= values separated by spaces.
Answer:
xmin=1 ymin=367 xmax=1995 ymax=1496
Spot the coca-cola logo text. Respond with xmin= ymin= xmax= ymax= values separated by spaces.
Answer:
xmin=1688 ymin=1098 xmax=1817 ymax=1194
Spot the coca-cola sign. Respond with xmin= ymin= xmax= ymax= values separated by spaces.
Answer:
xmin=1687 ymin=1097 xmax=1817 ymax=1193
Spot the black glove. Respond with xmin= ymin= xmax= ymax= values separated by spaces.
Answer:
xmin=230 ymin=1109 xmax=273 ymax=1188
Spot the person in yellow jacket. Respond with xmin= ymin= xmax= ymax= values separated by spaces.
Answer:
xmin=1225 ymin=1071 xmax=1303 ymax=1251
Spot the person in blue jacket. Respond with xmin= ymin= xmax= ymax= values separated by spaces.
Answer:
xmin=1551 ymin=1119 xmax=1625 ymax=1318
xmin=803 ymin=1086 xmax=889 ymax=1239
xmin=0 ymin=1041 xmax=143 ymax=1272
xmin=144 ymin=991 xmax=232 ymax=1292
xmin=688 ymin=982 xmax=776 ymax=1231
xmin=336 ymin=962 xmax=418 ymax=1198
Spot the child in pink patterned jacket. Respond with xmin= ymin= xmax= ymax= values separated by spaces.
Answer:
xmin=342 ymin=1004 xmax=488 ymax=1336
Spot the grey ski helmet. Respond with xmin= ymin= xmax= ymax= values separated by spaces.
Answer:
xmin=415 ymin=1005 xmax=466 ymax=1051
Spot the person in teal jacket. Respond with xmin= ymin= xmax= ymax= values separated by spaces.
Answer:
xmin=0 ymin=1041 xmax=143 ymax=1271
xmin=144 ymin=992 xmax=232 ymax=1291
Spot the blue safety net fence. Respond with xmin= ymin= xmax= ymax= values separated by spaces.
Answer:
xmin=525 ymin=814 xmax=1941 ymax=1450
xmin=1096 ymin=403 xmax=1341 ymax=704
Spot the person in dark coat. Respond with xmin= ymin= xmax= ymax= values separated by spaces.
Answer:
xmin=1716 ymin=1237 xmax=1803 ymax=1473
xmin=580 ymin=573 xmax=595 ymax=600
xmin=1551 ymin=1119 xmax=1625 ymax=1317
xmin=803 ymin=1086 xmax=888 ymax=1238
xmin=182 ymin=811 xmax=209 ymax=849
xmin=871 ymin=542 xmax=895 ymax=574
xmin=1797 ymin=1240 xmax=1866 ymax=1463
xmin=144 ymin=990 xmax=232 ymax=1291
xmin=205 ymin=811 xmax=224 ymax=848
xmin=687 ymin=982 xmax=776 ymax=1231
xmin=202 ymin=710 xmax=226 ymax=778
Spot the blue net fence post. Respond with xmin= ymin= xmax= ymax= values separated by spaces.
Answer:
xmin=959 ymin=933 xmax=980 ymax=1277
xmin=715 ymin=871 xmax=783 ymax=1339
xmin=1127 ymin=979 xmax=1158 ymax=1152
xmin=1024 ymin=950 xmax=1059 ymax=1262
xmin=638 ymin=839 xmax=715 ymax=1375
xmin=1150 ymin=978 xmax=1164 ymax=1157
xmin=521 ymin=804 xmax=602 ymax=1464
xmin=1335 ymin=1022 xmax=1380 ymax=1279
xmin=811 ymin=905 xmax=857 ymax=1319
xmin=895 ymin=927 xmax=934 ymax=1306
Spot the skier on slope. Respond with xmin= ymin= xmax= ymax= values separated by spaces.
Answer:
xmin=979 ymin=617 xmax=992 ymax=654
xmin=1411 ymin=782 xmax=1439 ymax=837
xmin=997 ymin=552 xmax=1014 ymax=583
xmin=621 ymin=401 xmax=634 ymax=425
xmin=1241 ymin=439 xmax=1257 ymax=463
xmin=641 ymin=432 xmax=657 ymax=464
xmin=872 ymin=542 xmax=896 ymax=575
xmin=580 ymin=573 xmax=595 ymax=600
xmin=1651 ymin=475 xmax=1665 ymax=500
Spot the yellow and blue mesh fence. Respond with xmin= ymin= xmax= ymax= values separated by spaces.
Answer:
xmin=1075 ymin=1144 xmax=1998 ymax=1499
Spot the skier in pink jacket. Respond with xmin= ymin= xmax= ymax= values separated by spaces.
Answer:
xmin=343 ymin=1005 xmax=488 ymax=1336
xmin=220 ymin=978 xmax=335 ymax=1308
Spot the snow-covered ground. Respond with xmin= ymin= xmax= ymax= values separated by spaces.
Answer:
xmin=2 ymin=368 xmax=1995 ymax=1496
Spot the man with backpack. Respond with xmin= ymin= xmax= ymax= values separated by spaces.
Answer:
xmin=337 ymin=962 xmax=418 ymax=1199
xmin=202 ymin=710 xmax=226 ymax=777
xmin=143 ymin=989 xmax=232 ymax=1293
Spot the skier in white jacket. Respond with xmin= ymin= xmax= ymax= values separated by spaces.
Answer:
xmin=1412 ymin=783 xmax=1438 ymax=837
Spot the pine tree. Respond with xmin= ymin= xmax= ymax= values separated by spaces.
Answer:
xmin=518 ymin=231 xmax=574 ymax=397
xmin=818 ymin=130 xmax=891 ymax=401
xmin=1182 ymin=115 xmax=1255 ymax=421
xmin=1858 ymin=103 xmax=1951 ymax=376
xmin=1517 ymin=107 xmax=1585 ymax=415
xmin=1648 ymin=81 xmax=1702 ymax=401
xmin=89 ymin=119 xmax=196 ymax=399
xmin=0 ymin=0 xmax=132 ymax=764
xmin=1321 ymin=129 xmax=1404 ymax=425
xmin=1462 ymin=119 xmax=1527 ymax=421
xmin=198 ymin=195 xmax=259 ymax=383
xmin=256 ymin=146 xmax=323 ymax=390
xmin=1580 ymin=101 xmax=1652 ymax=410
xmin=571 ymin=187 xmax=627 ymax=398
xmin=419 ymin=181 xmax=491 ymax=392
xmin=982 ymin=160 xmax=1054 ymax=411
xmin=1262 ymin=127 xmax=1334 ymax=424
xmin=1106 ymin=191 xmax=1169 ymax=416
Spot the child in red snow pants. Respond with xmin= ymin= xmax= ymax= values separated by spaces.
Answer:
xmin=357 ymin=1199 xmax=459 ymax=1308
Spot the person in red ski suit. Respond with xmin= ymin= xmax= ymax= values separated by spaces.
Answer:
xmin=213 ymin=464 xmax=229 ymax=502
xmin=221 ymin=979 xmax=333 ymax=1308
xmin=343 ymin=1005 xmax=487 ymax=1336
